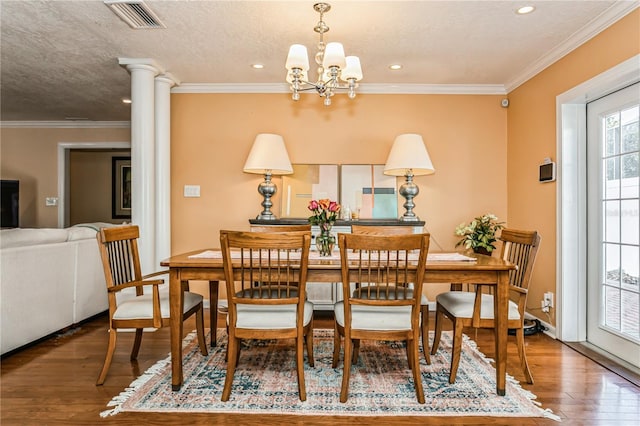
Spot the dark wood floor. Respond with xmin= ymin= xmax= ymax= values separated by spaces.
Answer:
xmin=1 ymin=311 xmax=639 ymax=425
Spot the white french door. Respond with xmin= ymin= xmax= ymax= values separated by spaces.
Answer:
xmin=586 ymin=83 xmax=640 ymax=368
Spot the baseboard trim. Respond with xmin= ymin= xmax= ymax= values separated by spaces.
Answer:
xmin=524 ymin=312 xmax=556 ymax=339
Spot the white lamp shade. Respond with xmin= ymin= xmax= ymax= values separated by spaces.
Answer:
xmin=243 ymin=134 xmax=293 ymax=175
xmin=340 ymin=56 xmax=363 ymax=81
xmin=285 ymin=44 xmax=310 ymax=71
xmin=322 ymin=42 xmax=347 ymax=69
xmin=383 ymin=134 xmax=435 ymax=176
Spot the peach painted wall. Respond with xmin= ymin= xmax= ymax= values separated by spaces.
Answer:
xmin=171 ymin=93 xmax=508 ymax=299
xmin=507 ymin=10 xmax=640 ymax=326
xmin=0 ymin=127 xmax=130 ymax=228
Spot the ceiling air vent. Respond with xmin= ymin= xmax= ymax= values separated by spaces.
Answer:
xmin=104 ymin=0 xmax=166 ymax=29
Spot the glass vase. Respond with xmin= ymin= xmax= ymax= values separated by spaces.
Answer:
xmin=316 ymin=225 xmax=335 ymax=257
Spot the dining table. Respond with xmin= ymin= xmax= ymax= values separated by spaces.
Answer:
xmin=161 ymin=249 xmax=516 ymax=395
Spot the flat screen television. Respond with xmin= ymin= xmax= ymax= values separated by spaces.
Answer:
xmin=1 ymin=180 xmax=19 ymax=228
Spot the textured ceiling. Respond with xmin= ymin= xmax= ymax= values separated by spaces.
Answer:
xmin=0 ymin=0 xmax=637 ymax=122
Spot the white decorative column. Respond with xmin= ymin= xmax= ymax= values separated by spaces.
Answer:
xmin=154 ymin=73 xmax=178 ymax=266
xmin=119 ymin=58 xmax=162 ymax=274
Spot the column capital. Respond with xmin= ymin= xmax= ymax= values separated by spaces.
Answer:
xmin=118 ymin=58 xmax=164 ymax=75
xmin=156 ymin=72 xmax=180 ymax=87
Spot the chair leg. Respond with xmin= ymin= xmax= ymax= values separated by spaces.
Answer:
xmin=96 ymin=328 xmax=117 ymax=385
xmin=448 ymin=319 xmax=465 ymax=384
xmin=224 ymin=322 xmax=230 ymax=362
xmin=332 ymin=323 xmax=342 ymax=368
xmin=195 ymin=304 xmax=208 ymax=356
xmin=352 ymin=339 xmax=361 ymax=364
xmin=340 ymin=335 xmax=353 ymax=403
xmin=431 ymin=305 xmax=444 ymax=355
xmin=209 ymin=280 xmax=218 ymax=348
xmin=221 ymin=336 xmax=239 ymax=401
xmin=130 ymin=328 xmax=143 ymax=360
xmin=296 ymin=335 xmax=307 ymax=401
xmin=421 ymin=304 xmax=431 ymax=364
xmin=409 ymin=336 xmax=425 ymax=404
xmin=305 ymin=324 xmax=314 ymax=367
xmin=516 ymin=327 xmax=534 ymax=384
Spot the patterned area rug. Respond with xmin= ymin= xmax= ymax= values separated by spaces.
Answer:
xmin=102 ymin=329 xmax=559 ymax=420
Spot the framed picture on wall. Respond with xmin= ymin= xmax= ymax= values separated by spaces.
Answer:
xmin=112 ymin=157 xmax=131 ymax=219
xmin=341 ymin=164 xmax=398 ymax=219
xmin=280 ymin=164 xmax=339 ymax=218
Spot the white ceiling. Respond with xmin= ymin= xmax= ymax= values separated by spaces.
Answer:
xmin=1 ymin=0 xmax=637 ymax=123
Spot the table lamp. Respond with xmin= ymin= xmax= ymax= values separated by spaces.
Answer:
xmin=243 ymin=134 xmax=293 ymax=220
xmin=383 ymin=133 xmax=435 ymax=221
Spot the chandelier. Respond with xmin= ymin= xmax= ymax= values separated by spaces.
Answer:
xmin=285 ymin=2 xmax=363 ymax=106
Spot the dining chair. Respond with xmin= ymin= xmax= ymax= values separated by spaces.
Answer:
xmin=431 ymin=228 xmax=541 ymax=384
xmin=219 ymin=224 xmax=313 ymax=361
xmin=219 ymin=230 xmax=314 ymax=401
xmin=333 ymin=232 xmax=430 ymax=403
xmin=350 ymin=224 xmax=431 ymax=364
xmin=95 ymin=225 xmax=207 ymax=385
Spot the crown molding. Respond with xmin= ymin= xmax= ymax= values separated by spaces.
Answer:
xmin=173 ymin=83 xmax=507 ymax=95
xmin=0 ymin=121 xmax=131 ymax=129
xmin=506 ymin=1 xmax=640 ymax=92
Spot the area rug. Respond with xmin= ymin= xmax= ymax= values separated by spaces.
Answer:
xmin=101 ymin=329 xmax=559 ymax=420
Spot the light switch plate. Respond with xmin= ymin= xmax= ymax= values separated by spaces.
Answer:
xmin=184 ymin=185 xmax=200 ymax=197
xmin=45 ymin=197 xmax=58 ymax=206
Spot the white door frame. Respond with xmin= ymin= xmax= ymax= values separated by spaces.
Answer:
xmin=57 ymin=141 xmax=131 ymax=228
xmin=556 ymin=54 xmax=640 ymax=341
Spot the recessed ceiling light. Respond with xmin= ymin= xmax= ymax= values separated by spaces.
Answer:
xmin=252 ymin=64 xmax=264 ymax=69
xmin=122 ymin=98 xmax=132 ymax=104
xmin=516 ymin=6 xmax=535 ymax=15
xmin=389 ymin=64 xmax=402 ymax=70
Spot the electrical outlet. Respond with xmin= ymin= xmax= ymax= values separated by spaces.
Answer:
xmin=544 ymin=292 xmax=554 ymax=308
xmin=541 ymin=300 xmax=549 ymax=313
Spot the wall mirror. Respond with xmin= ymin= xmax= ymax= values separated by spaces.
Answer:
xmin=280 ymin=164 xmax=398 ymax=219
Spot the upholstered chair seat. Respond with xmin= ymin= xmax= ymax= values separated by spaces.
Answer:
xmin=113 ymin=291 xmax=203 ymax=320
xmin=435 ymin=292 xmax=521 ymax=321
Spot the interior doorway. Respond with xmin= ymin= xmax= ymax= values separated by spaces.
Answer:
xmin=57 ymin=142 xmax=131 ymax=228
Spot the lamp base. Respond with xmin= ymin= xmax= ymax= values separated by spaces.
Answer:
xmin=255 ymin=172 xmax=278 ymax=220
xmin=256 ymin=213 xmax=277 ymax=220
xmin=399 ymin=173 xmax=420 ymax=222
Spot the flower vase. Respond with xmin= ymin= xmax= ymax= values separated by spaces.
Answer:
xmin=316 ymin=226 xmax=335 ymax=257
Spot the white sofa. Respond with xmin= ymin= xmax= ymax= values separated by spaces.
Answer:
xmin=0 ymin=223 xmax=115 ymax=355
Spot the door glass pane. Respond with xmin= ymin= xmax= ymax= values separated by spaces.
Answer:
xmin=605 ymin=112 xmax=620 ymax=155
xmin=621 ymin=244 xmax=638 ymax=291
xmin=605 ymin=243 xmax=620 ymax=286
xmin=605 ymin=157 xmax=620 ymax=199
xmin=620 ymin=199 xmax=639 ymax=245
xmin=621 ymin=290 xmax=639 ymax=338
xmin=604 ymin=285 xmax=621 ymax=329
xmin=604 ymin=200 xmax=620 ymax=243
xmin=621 ymin=153 xmax=639 ymax=198
xmin=621 ymin=105 xmax=639 ymax=153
